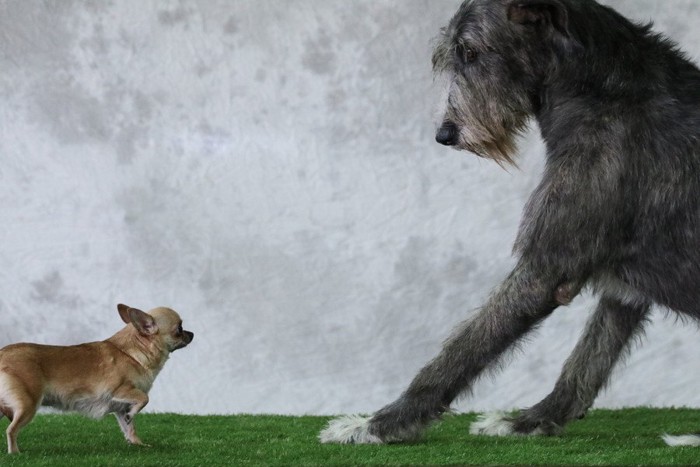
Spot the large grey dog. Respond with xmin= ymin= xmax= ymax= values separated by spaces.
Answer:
xmin=320 ymin=0 xmax=700 ymax=447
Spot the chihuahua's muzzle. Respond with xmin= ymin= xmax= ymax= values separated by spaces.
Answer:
xmin=172 ymin=331 xmax=194 ymax=351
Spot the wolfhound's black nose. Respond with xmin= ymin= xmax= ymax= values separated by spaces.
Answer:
xmin=436 ymin=122 xmax=458 ymax=146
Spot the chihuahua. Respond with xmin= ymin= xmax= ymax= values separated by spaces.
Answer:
xmin=0 ymin=304 xmax=193 ymax=454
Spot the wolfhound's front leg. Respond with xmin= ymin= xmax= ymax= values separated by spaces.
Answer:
xmin=471 ymin=295 xmax=651 ymax=436
xmin=319 ymin=262 xmax=571 ymax=444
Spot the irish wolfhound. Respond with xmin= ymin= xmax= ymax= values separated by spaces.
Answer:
xmin=320 ymin=0 xmax=700 ymax=447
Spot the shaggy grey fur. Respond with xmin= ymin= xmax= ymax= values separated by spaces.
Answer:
xmin=321 ymin=0 xmax=700 ymax=445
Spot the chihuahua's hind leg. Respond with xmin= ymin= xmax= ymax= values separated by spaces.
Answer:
xmin=2 ymin=376 xmax=40 ymax=454
xmin=6 ymin=409 xmax=36 ymax=454
xmin=5 ymin=397 xmax=39 ymax=455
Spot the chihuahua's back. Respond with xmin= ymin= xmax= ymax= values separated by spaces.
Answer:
xmin=0 ymin=341 xmax=142 ymax=419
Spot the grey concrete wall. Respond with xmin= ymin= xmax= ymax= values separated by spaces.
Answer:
xmin=1 ymin=0 xmax=699 ymax=415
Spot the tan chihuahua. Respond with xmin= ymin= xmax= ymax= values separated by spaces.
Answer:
xmin=0 ymin=304 xmax=193 ymax=454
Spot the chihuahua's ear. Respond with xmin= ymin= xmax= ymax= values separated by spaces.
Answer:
xmin=117 ymin=304 xmax=131 ymax=324
xmin=117 ymin=304 xmax=158 ymax=336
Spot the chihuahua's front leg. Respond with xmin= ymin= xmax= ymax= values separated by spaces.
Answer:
xmin=115 ymin=412 xmax=146 ymax=445
xmin=112 ymin=386 xmax=149 ymax=445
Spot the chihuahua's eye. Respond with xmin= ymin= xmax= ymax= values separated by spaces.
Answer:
xmin=176 ymin=324 xmax=183 ymax=335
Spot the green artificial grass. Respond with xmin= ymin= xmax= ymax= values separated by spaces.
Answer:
xmin=1 ymin=408 xmax=699 ymax=465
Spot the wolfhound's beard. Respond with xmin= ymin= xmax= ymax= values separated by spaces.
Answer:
xmin=458 ymin=116 xmax=528 ymax=167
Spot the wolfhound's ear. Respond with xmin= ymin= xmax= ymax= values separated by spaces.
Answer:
xmin=507 ymin=0 xmax=571 ymax=39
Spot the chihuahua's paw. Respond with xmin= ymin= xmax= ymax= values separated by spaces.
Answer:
xmin=131 ymin=442 xmax=152 ymax=448
xmin=127 ymin=438 xmax=151 ymax=447
xmin=319 ymin=415 xmax=383 ymax=444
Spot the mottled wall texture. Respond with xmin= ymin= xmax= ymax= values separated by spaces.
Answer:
xmin=2 ymin=1 xmax=700 ymax=415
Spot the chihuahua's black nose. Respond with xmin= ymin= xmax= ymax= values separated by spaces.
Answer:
xmin=436 ymin=122 xmax=458 ymax=146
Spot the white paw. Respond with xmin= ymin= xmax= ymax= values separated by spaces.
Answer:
xmin=469 ymin=411 xmax=548 ymax=437
xmin=319 ymin=415 xmax=383 ymax=444
xmin=662 ymin=434 xmax=700 ymax=447
xmin=469 ymin=411 xmax=517 ymax=436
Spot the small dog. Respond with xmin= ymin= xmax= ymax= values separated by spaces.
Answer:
xmin=0 ymin=304 xmax=193 ymax=454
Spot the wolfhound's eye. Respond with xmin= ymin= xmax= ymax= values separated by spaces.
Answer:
xmin=455 ymin=43 xmax=478 ymax=66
